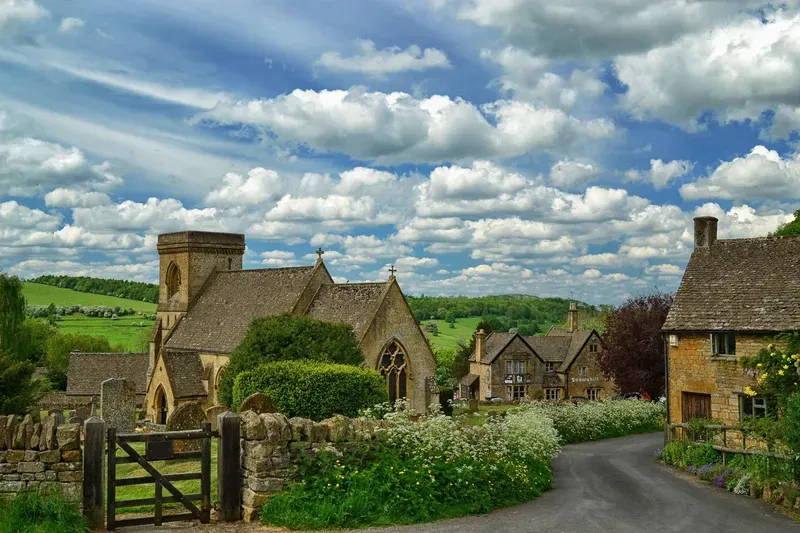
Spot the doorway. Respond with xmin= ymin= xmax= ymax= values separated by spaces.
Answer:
xmin=154 ymin=386 xmax=168 ymax=425
xmin=682 ymin=392 xmax=711 ymax=422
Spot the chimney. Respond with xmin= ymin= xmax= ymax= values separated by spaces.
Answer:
xmin=694 ymin=216 xmax=718 ymax=249
xmin=475 ymin=329 xmax=485 ymax=363
xmin=567 ymin=303 xmax=578 ymax=333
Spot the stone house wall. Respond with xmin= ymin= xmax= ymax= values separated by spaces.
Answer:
xmin=0 ymin=414 xmax=82 ymax=503
xmin=667 ymin=333 xmax=781 ymax=426
xmin=488 ymin=337 xmax=544 ymax=400
xmin=238 ymin=410 xmax=375 ymax=522
xmin=564 ymin=344 xmax=616 ymax=400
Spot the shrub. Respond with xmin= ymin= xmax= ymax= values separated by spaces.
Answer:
xmin=232 ymin=361 xmax=387 ymax=420
xmin=0 ymin=491 xmax=89 ymax=533
xmin=220 ymin=314 xmax=364 ymax=407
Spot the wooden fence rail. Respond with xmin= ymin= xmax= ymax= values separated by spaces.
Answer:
xmin=666 ymin=422 xmax=793 ymax=463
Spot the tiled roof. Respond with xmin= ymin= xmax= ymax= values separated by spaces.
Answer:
xmin=304 ymin=283 xmax=388 ymax=339
xmin=162 ymin=351 xmax=207 ymax=399
xmin=546 ymin=327 xmax=572 ymax=337
xmin=663 ymin=237 xmax=800 ymax=332
xmin=558 ymin=330 xmax=594 ymax=372
xmin=166 ymin=266 xmax=316 ymax=353
xmin=66 ymin=352 xmax=149 ymax=396
xmin=468 ymin=332 xmax=516 ymax=363
xmin=461 ymin=373 xmax=479 ymax=386
xmin=524 ymin=337 xmax=571 ymax=362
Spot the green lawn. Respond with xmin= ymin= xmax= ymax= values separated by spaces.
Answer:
xmin=23 ymin=282 xmax=157 ymax=313
xmin=57 ymin=314 xmax=155 ymax=351
xmin=421 ymin=317 xmax=482 ymax=350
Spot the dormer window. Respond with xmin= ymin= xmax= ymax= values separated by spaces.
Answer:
xmin=711 ymin=333 xmax=736 ymax=356
xmin=588 ymin=343 xmax=598 ymax=353
xmin=545 ymin=362 xmax=554 ymax=373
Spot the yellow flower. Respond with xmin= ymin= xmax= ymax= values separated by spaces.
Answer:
xmin=779 ymin=369 xmax=785 ymax=376
xmin=768 ymin=343 xmax=775 ymax=351
xmin=757 ymin=363 xmax=763 ymax=368
xmin=785 ymin=365 xmax=790 ymax=370
xmin=744 ymin=387 xmax=757 ymax=397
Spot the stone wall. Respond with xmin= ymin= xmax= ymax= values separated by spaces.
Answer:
xmin=0 ymin=414 xmax=82 ymax=503
xmin=565 ymin=343 xmax=616 ymax=400
xmin=239 ymin=410 xmax=374 ymax=522
xmin=667 ymin=333 xmax=782 ymax=425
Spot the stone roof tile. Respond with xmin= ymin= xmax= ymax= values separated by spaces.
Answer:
xmin=303 ymin=283 xmax=388 ymax=339
xmin=163 ymin=352 xmax=207 ymax=399
xmin=523 ymin=336 xmax=571 ymax=362
xmin=66 ymin=352 xmax=149 ymax=396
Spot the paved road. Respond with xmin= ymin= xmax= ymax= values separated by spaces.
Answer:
xmin=372 ymin=433 xmax=798 ymax=533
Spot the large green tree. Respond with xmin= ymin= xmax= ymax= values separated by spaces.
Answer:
xmin=0 ymin=351 xmax=46 ymax=415
xmin=774 ymin=210 xmax=800 ymax=237
xmin=0 ymin=273 xmax=26 ymax=357
xmin=219 ymin=314 xmax=364 ymax=407
xmin=45 ymin=333 xmax=117 ymax=390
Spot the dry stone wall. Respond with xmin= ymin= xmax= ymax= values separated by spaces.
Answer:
xmin=0 ymin=414 xmax=82 ymax=503
xmin=238 ymin=410 xmax=376 ymax=522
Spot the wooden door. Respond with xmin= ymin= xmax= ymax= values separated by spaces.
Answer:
xmin=682 ymin=392 xmax=711 ymax=422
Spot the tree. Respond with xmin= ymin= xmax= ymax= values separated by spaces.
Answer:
xmin=433 ymin=347 xmax=456 ymax=387
xmin=17 ymin=319 xmax=58 ymax=364
xmin=0 ymin=273 xmax=26 ymax=357
xmin=0 ymin=350 xmax=46 ymax=415
xmin=774 ymin=210 xmax=800 ymax=237
xmin=598 ymin=292 xmax=673 ymax=397
xmin=219 ymin=314 xmax=364 ymax=407
xmin=45 ymin=333 xmax=116 ymax=390
xmin=452 ymin=319 xmax=497 ymax=380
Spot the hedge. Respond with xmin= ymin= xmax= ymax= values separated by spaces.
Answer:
xmin=232 ymin=361 xmax=388 ymax=420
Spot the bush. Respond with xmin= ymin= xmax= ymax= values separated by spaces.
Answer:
xmin=233 ymin=361 xmax=387 ymax=420
xmin=261 ymin=405 xmax=559 ymax=529
xmin=220 ymin=314 xmax=364 ymax=407
xmin=0 ymin=491 xmax=89 ymax=533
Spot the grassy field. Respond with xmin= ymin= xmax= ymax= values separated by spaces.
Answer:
xmin=22 ymin=282 xmax=157 ymax=313
xmin=421 ymin=317 xmax=482 ymax=350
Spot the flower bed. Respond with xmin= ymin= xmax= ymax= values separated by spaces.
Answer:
xmin=261 ymin=405 xmax=560 ymax=529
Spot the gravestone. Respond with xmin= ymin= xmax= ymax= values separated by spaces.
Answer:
xmin=166 ymin=402 xmax=206 ymax=452
xmin=69 ymin=416 xmax=84 ymax=426
xmin=73 ymin=406 xmax=90 ymax=420
xmin=205 ymin=406 xmax=227 ymax=432
xmin=239 ymin=393 xmax=276 ymax=415
xmin=101 ymin=378 xmax=137 ymax=433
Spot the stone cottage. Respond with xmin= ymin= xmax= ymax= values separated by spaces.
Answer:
xmin=663 ymin=216 xmax=800 ymax=426
xmin=145 ymin=231 xmax=437 ymax=423
xmin=461 ymin=304 xmax=614 ymax=402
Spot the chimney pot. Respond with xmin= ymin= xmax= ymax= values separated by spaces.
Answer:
xmin=694 ymin=216 xmax=718 ymax=249
xmin=567 ymin=303 xmax=579 ymax=333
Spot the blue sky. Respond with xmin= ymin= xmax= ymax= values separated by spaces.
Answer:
xmin=2 ymin=0 xmax=800 ymax=304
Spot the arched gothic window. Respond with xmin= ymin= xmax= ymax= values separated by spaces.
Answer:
xmin=378 ymin=341 xmax=408 ymax=404
xmin=166 ymin=262 xmax=181 ymax=300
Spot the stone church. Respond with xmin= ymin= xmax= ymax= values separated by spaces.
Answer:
xmin=144 ymin=231 xmax=437 ymax=423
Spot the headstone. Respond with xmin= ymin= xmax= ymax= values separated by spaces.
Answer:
xmin=239 ymin=393 xmax=276 ymax=415
xmin=468 ymin=399 xmax=479 ymax=413
xmin=73 ymin=406 xmax=90 ymax=420
xmin=69 ymin=416 xmax=84 ymax=426
xmin=205 ymin=406 xmax=226 ymax=432
xmin=101 ymin=378 xmax=137 ymax=433
xmin=166 ymin=402 xmax=206 ymax=452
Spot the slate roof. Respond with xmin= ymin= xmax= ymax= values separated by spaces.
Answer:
xmin=524 ymin=337 xmax=571 ymax=362
xmin=66 ymin=352 xmax=149 ymax=396
xmin=303 ymin=283 xmax=388 ymax=339
xmin=556 ymin=330 xmax=594 ymax=373
xmin=166 ymin=266 xmax=316 ymax=353
xmin=162 ymin=352 xmax=207 ymax=399
xmin=468 ymin=332 xmax=516 ymax=363
xmin=468 ymin=329 xmax=597 ymax=373
xmin=461 ymin=373 xmax=479 ymax=386
xmin=663 ymin=236 xmax=800 ymax=332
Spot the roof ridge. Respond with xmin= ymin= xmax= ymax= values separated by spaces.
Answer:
xmin=716 ymin=234 xmax=800 ymax=244
xmin=220 ymin=265 xmax=315 ymax=273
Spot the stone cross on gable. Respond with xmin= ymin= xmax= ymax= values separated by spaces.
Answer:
xmin=388 ymin=265 xmax=397 ymax=279
xmin=316 ymin=247 xmax=324 ymax=261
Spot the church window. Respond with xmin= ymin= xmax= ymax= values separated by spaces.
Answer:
xmin=379 ymin=341 xmax=408 ymax=405
xmin=228 ymin=258 xmax=233 ymax=270
xmin=166 ymin=262 xmax=181 ymax=300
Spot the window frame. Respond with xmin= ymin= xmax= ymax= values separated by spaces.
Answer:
xmin=544 ymin=362 xmax=555 ymax=373
xmin=544 ymin=388 xmax=561 ymax=402
xmin=587 ymin=388 xmax=601 ymax=401
xmin=588 ymin=343 xmax=598 ymax=353
xmin=711 ymin=333 xmax=736 ymax=356
xmin=578 ymin=366 xmax=588 ymax=377
xmin=740 ymin=395 xmax=771 ymax=421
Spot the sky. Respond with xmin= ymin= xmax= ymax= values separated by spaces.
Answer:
xmin=1 ymin=0 xmax=800 ymax=305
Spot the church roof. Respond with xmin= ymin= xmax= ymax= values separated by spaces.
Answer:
xmin=304 ymin=282 xmax=389 ymax=339
xmin=166 ymin=266 xmax=317 ymax=353
xmin=162 ymin=352 xmax=207 ymax=399
xmin=66 ymin=352 xmax=149 ymax=396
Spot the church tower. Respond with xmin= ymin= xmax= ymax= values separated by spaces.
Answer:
xmin=149 ymin=231 xmax=246 ymax=377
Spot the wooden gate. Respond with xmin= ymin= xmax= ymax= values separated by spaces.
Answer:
xmin=106 ymin=422 xmax=212 ymax=530
xmin=682 ymin=392 xmax=712 ymax=422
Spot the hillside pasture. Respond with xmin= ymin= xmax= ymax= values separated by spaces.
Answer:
xmin=421 ymin=317 xmax=482 ymax=349
xmin=23 ymin=282 xmax=157 ymax=313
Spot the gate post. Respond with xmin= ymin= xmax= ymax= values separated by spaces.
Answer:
xmin=83 ymin=416 xmax=105 ymax=529
xmin=217 ymin=412 xmax=241 ymax=522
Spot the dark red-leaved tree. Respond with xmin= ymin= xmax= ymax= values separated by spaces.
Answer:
xmin=599 ymin=292 xmax=673 ymax=397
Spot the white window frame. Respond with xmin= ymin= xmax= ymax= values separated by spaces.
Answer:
xmin=514 ymin=360 xmax=526 ymax=374
xmin=740 ymin=395 xmax=769 ymax=420
xmin=578 ymin=366 xmax=588 ymax=377
xmin=545 ymin=362 xmax=554 ymax=373
xmin=711 ymin=333 xmax=736 ymax=356
xmin=506 ymin=361 xmax=512 ymax=374
xmin=587 ymin=389 xmax=601 ymax=401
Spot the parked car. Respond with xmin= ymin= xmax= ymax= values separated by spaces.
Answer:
xmin=488 ymin=396 xmax=504 ymax=403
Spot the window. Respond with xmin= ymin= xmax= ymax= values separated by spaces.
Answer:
xmin=228 ymin=257 xmax=233 ymax=270
xmin=740 ymin=396 xmax=770 ymax=420
xmin=506 ymin=361 xmax=512 ymax=374
xmin=578 ymin=366 xmax=588 ymax=377
xmin=514 ymin=360 xmax=526 ymax=374
xmin=166 ymin=262 xmax=181 ymax=300
xmin=545 ymin=362 xmax=554 ymax=373
xmin=587 ymin=389 xmax=601 ymax=401
xmin=378 ymin=341 xmax=408 ymax=404
xmin=669 ymin=334 xmax=679 ymax=347
xmin=487 ymin=367 xmax=491 ymax=383
xmin=711 ymin=333 xmax=736 ymax=356
xmin=588 ymin=343 xmax=598 ymax=353
xmin=544 ymin=388 xmax=561 ymax=401
xmin=507 ymin=385 xmax=526 ymax=401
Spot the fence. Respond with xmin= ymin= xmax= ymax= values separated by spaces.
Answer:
xmin=666 ymin=422 xmax=792 ymax=464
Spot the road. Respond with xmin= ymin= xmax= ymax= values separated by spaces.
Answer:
xmin=124 ymin=433 xmax=797 ymax=533
xmin=372 ymin=433 xmax=798 ymax=533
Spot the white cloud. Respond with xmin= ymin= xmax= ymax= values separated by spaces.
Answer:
xmin=72 ymin=198 xmax=224 ymax=233
xmin=426 ymin=160 xmax=528 ymax=200
xmin=44 ymin=188 xmax=111 ymax=207
xmin=616 ymin=11 xmax=800 ymax=131
xmin=694 ymin=203 xmax=794 ymax=238
xmin=575 ymin=253 xmax=623 ymax=268
xmin=0 ymin=0 xmax=47 ymax=32
xmin=265 ymin=195 xmax=376 ymax=222
xmin=645 ymin=264 xmax=683 ymax=276
xmin=392 ymin=256 xmax=440 ymax=269
xmin=260 ymin=250 xmax=299 ymax=266
xmin=548 ymin=160 xmax=599 ymax=189
xmin=205 ymin=168 xmax=281 ymax=207
xmin=626 ymin=159 xmax=694 ymax=189
xmin=316 ymin=39 xmax=450 ymax=77
xmin=57 ymin=16 xmax=84 ymax=34
xmin=197 ymin=88 xmax=614 ymax=164
xmin=681 ymin=146 xmax=800 ymax=201
xmin=0 ymin=200 xmax=60 ymax=229
xmin=580 ymin=268 xmax=603 ymax=279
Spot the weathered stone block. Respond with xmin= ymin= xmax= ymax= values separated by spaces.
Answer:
xmin=321 ymin=415 xmax=354 ymax=442
xmin=23 ymin=451 xmax=38 ymax=462
xmin=239 ymin=393 xmax=276 ymax=415
xmin=242 ymin=506 xmax=260 ymax=522
xmin=289 ymin=417 xmax=313 ymax=441
xmin=29 ymin=423 xmax=41 ymax=451
xmin=61 ymin=450 xmax=81 ymax=462
xmin=0 ymin=481 xmax=24 ymax=492
xmin=0 ymin=464 xmax=16 ymax=474
xmin=38 ymin=481 xmax=60 ymax=495
xmin=240 ymin=411 xmax=266 ymax=441
xmin=38 ymin=450 xmax=61 ymax=463
xmin=0 ymin=416 xmax=7 ymax=451
xmin=260 ymin=413 xmax=292 ymax=444
xmin=4 ymin=417 xmax=17 ymax=451
xmin=48 ymin=462 xmax=81 ymax=472
xmin=352 ymin=419 xmax=378 ymax=440
xmin=101 ymin=378 xmax=137 ymax=433
xmin=242 ymin=455 xmax=270 ymax=473
xmin=43 ymin=471 xmax=57 ymax=481
xmin=58 ymin=471 xmax=83 ymax=482
xmin=13 ymin=415 xmax=33 ymax=450
xmin=61 ymin=482 xmax=82 ymax=502
xmin=56 ymin=424 xmax=80 ymax=451
xmin=17 ymin=462 xmax=45 ymax=473
xmin=0 ymin=451 xmax=5 ymax=462
xmin=5 ymin=450 xmax=24 ymax=463
xmin=242 ymin=440 xmax=274 ymax=461
xmin=34 ymin=472 xmax=47 ymax=481
xmin=2 ymin=474 xmax=20 ymax=481
xmin=246 ymin=476 xmax=284 ymax=492
xmin=21 ymin=473 xmax=35 ymax=481
xmin=242 ymin=487 xmax=269 ymax=508
xmin=310 ymin=422 xmax=329 ymax=443
xmin=39 ymin=415 xmax=57 ymax=451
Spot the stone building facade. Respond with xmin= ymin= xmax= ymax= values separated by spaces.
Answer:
xmin=145 ymin=231 xmax=436 ymax=422
xmin=462 ymin=304 xmax=615 ymax=402
xmin=663 ymin=216 xmax=800 ymax=426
